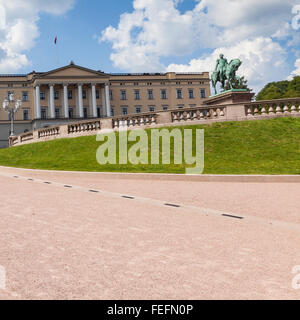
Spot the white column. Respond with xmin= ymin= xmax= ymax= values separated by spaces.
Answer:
xmin=105 ymin=83 xmax=111 ymax=117
xmin=101 ymin=87 xmax=106 ymax=117
xmin=49 ymin=84 xmax=55 ymax=119
xmin=35 ymin=85 xmax=41 ymax=119
xmin=63 ymin=84 xmax=69 ymax=118
xmin=91 ymin=84 xmax=97 ymax=118
xmin=77 ymin=84 xmax=84 ymax=118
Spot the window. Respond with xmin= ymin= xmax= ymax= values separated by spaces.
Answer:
xmin=188 ymin=82 xmax=193 ymax=85
xmin=40 ymin=91 xmax=46 ymax=100
xmin=7 ymin=91 xmax=13 ymax=99
xmin=200 ymin=89 xmax=206 ymax=98
xmin=68 ymin=107 xmax=74 ymax=118
xmin=134 ymin=90 xmax=140 ymax=100
xmin=147 ymin=82 xmax=152 ymax=86
xmin=148 ymin=90 xmax=154 ymax=100
xmin=68 ymin=90 xmax=73 ymax=99
xmin=41 ymin=108 xmax=47 ymax=119
xmin=83 ymin=107 xmax=88 ymax=119
xmin=122 ymin=107 xmax=128 ymax=115
xmin=109 ymin=90 xmax=113 ymax=101
xmin=177 ymin=105 xmax=184 ymax=109
xmin=149 ymin=106 xmax=155 ymax=112
xmin=134 ymin=82 xmax=139 ymax=86
xmin=97 ymin=107 xmax=101 ymax=118
xmin=176 ymin=82 xmax=181 ymax=85
xmin=55 ymin=107 xmax=60 ymax=119
xmin=8 ymin=84 xmax=13 ymax=88
xmin=121 ymin=90 xmax=127 ymax=100
xmin=111 ymin=108 xmax=114 ymax=117
xmin=161 ymin=89 xmax=167 ymax=99
xmin=162 ymin=105 xmax=168 ymax=111
xmin=23 ymin=109 xmax=29 ymax=121
xmin=22 ymin=92 xmax=28 ymax=102
xmin=177 ymin=89 xmax=182 ymax=99
xmin=188 ymin=89 xmax=194 ymax=99
xmin=22 ymin=84 xmax=28 ymax=87
xmin=54 ymin=91 xmax=59 ymax=100
xmin=189 ymin=104 xmax=196 ymax=108
xmin=96 ymin=90 xmax=100 ymax=99
xmin=82 ymin=90 xmax=87 ymax=99
xmin=135 ymin=106 xmax=141 ymax=114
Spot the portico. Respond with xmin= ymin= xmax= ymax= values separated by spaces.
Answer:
xmin=33 ymin=82 xmax=111 ymax=120
xmin=32 ymin=63 xmax=111 ymax=121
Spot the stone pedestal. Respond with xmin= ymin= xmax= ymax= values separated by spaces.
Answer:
xmin=205 ymin=90 xmax=255 ymax=106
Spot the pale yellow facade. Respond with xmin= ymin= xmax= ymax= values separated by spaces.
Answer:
xmin=0 ymin=62 xmax=210 ymax=147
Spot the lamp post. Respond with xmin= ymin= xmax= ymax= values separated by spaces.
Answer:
xmin=2 ymin=93 xmax=21 ymax=137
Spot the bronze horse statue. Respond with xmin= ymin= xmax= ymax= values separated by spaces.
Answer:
xmin=211 ymin=59 xmax=242 ymax=95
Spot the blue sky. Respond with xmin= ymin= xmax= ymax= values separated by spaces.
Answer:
xmin=0 ymin=0 xmax=300 ymax=92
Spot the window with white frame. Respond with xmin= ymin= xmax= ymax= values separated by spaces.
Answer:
xmin=122 ymin=106 xmax=128 ymax=115
xmin=121 ymin=90 xmax=127 ymax=100
xmin=188 ymin=89 xmax=194 ymax=99
xmin=161 ymin=89 xmax=167 ymax=99
xmin=135 ymin=106 xmax=141 ymax=113
xmin=134 ymin=90 xmax=140 ymax=100
xmin=22 ymin=92 xmax=28 ymax=102
xmin=23 ymin=109 xmax=29 ymax=120
xmin=177 ymin=89 xmax=182 ymax=99
xmin=148 ymin=90 xmax=154 ymax=100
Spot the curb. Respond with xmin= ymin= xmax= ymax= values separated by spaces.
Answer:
xmin=0 ymin=167 xmax=299 ymax=183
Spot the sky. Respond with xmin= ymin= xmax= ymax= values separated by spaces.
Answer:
xmin=0 ymin=0 xmax=300 ymax=92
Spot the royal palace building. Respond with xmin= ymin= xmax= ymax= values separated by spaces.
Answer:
xmin=0 ymin=62 xmax=211 ymax=147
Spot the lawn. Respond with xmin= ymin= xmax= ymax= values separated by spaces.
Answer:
xmin=0 ymin=117 xmax=300 ymax=174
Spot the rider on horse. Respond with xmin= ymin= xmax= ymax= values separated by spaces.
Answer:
xmin=215 ymin=54 xmax=228 ymax=84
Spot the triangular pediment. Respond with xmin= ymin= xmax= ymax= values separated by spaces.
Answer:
xmin=37 ymin=64 xmax=109 ymax=79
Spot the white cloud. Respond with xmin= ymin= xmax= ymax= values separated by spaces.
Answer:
xmin=0 ymin=0 xmax=74 ymax=73
xmin=100 ymin=0 xmax=300 ymax=91
xmin=167 ymin=37 xmax=288 ymax=92
xmin=288 ymin=58 xmax=300 ymax=80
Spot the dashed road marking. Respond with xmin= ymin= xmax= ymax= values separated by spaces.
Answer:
xmin=3 ymin=171 xmax=300 ymax=233
xmin=222 ymin=214 xmax=244 ymax=220
xmin=165 ymin=203 xmax=181 ymax=208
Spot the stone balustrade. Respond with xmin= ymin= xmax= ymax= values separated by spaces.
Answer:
xmin=38 ymin=127 xmax=60 ymax=138
xmin=68 ymin=120 xmax=101 ymax=134
xmin=171 ymin=106 xmax=226 ymax=123
xmin=20 ymin=132 xmax=34 ymax=142
xmin=113 ymin=113 xmax=158 ymax=129
xmin=245 ymin=98 xmax=300 ymax=117
xmin=8 ymin=96 xmax=300 ymax=147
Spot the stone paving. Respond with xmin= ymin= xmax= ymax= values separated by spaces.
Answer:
xmin=0 ymin=166 xmax=299 ymax=300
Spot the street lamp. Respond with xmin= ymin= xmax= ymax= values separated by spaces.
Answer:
xmin=2 ymin=93 xmax=21 ymax=137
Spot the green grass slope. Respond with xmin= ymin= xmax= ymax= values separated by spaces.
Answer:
xmin=0 ymin=117 xmax=300 ymax=174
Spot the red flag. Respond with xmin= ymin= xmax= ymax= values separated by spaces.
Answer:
xmin=54 ymin=36 xmax=57 ymax=45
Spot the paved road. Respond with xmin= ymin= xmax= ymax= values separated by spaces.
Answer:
xmin=0 ymin=166 xmax=299 ymax=300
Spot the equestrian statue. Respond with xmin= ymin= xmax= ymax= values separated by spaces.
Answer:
xmin=211 ymin=54 xmax=243 ymax=95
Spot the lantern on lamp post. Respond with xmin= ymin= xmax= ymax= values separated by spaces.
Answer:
xmin=2 ymin=93 xmax=21 ymax=137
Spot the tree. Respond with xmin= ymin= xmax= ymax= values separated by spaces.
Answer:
xmin=224 ymin=76 xmax=252 ymax=91
xmin=256 ymin=76 xmax=300 ymax=100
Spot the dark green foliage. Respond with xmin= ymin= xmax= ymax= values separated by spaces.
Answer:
xmin=256 ymin=76 xmax=300 ymax=100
